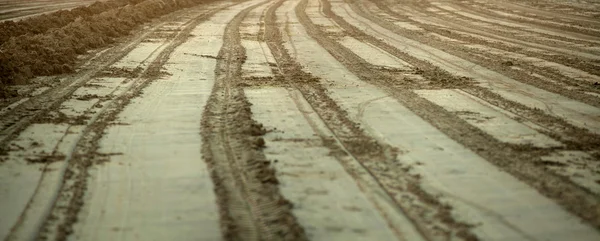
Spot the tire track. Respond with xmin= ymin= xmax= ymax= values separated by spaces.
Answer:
xmin=264 ymin=0 xmax=483 ymax=240
xmin=301 ymin=0 xmax=600 ymax=233
xmin=500 ymin=0 xmax=600 ymax=19
xmin=1 ymin=2 xmax=232 ymax=239
xmin=347 ymin=0 xmax=600 ymax=145
xmin=428 ymin=1 xmax=600 ymax=45
xmin=241 ymin=3 xmax=421 ymax=239
xmin=369 ymin=0 xmax=600 ymax=75
xmin=355 ymin=0 xmax=600 ymax=106
xmin=388 ymin=0 xmax=600 ymax=48
xmin=0 ymin=2 xmax=222 ymax=156
xmin=327 ymin=0 xmax=600 ymax=140
xmin=449 ymin=0 xmax=600 ymax=36
xmin=23 ymin=4 xmax=233 ymax=240
xmin=348 ymin=0 xmax=600 ymax=149
xmin=2 ymin=0 xmax=599 ymax=240
xmin=493 ymin=0 xmax=600 ymax=26
xmin=200 ymin=1 xmax=307 ymax=240
xmin=66 ymin=3 xmax=247 ymax=239
xmin=420 ymin=1 xmax=600 ymax=58
xmin=327 ymin=0 xmax=600 ymax=150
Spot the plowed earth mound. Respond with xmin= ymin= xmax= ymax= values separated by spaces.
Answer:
xmin=0 ymin=0 xmax=213 ymax=98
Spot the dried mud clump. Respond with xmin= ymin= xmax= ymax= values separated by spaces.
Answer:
xmin=95 ymin=66 xmax=143 ymax=78
xmin=246 ymin=122 xmax=267 ymax=136
xmin=0 ymin=0 xmax=213 ymax=90
xmin=75 ymin=94 xmax=101 ymax=101
xmin=26 ymin=154 xmax=66 ymax=164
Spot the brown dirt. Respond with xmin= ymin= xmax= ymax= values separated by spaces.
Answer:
xmin=26 ymin=154 xmax=66 ymax=164
xmin=94 ymin=66 xmax=143 ymax=78
xmin=199 ymin=1 xmax=308 ymax=240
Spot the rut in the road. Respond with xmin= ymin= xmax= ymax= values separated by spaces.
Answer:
xmin=26 ymin=5 xmax=231 ymax=241
xmin=361 ymin=0 xmax=600 ymax=108
xmin=263 ymin=0 xmax=482 ymax=240
xmin=305 ymin=0 xmax=600 ymax=228
xmin=200 ymin=1 xmax=307 ymax=240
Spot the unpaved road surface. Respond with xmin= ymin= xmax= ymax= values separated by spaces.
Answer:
xmin=1 ymin=0 xmax=600 ymax=240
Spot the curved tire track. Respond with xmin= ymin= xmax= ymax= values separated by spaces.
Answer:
xmin=8 ymin=3 xmax=234 ymax=240
xmin=200 ymin=1 xmax=307 ymax=240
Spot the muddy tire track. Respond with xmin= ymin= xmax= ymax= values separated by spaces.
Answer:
xmin=347 ymin=0 xmax=600 ymax=150
xmin=321 ymin=0 xmax=600 ymax=147
xmin=1 ymin=0 xmax=600 ymax=240
xmin=303 ymin=0 xmax=600 ymax=230
xmin=450 ymin=0 xmax=600 ymax=37
xmin=348 ymin=0 xmax=600 ymax=108
xmin=199 ymin=1 xmax=307 ymax=240
xmin=365 ymin=0 xmax=600 ymax=72
xmin=2 ymin=2 xmax=232 ymax=238
xmin=26 ymin=5 xmax=233 ymax=241
xmin=263 ymin=0 xmax=488 ymax=240
xmin=241 ymin=2 xmax=421 ymax=239
xmin=428 ymin=1 xmax=600 ymax=45
xmin=387 ymin=0 xmax=600 ymax=47
xmin=493 ymin=0 xmax=600 ymax=27
xmin=0 ymin=3 xmax=223 ymax=157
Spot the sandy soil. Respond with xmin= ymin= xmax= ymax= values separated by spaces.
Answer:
xmin=1 ymin=0 xmax=600 ymax=240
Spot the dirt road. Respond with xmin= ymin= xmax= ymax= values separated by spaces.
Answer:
xmin=1 ymin=0 xmax=600 ymax=240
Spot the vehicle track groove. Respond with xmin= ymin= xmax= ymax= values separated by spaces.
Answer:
xmin=321 ymin=0 xmax=600 ymax=147
xmin=27 ymin=4 xmax=233 ymax=240
xmin=264 ymin=0 xmax=489 ymax=240
xmin=199 ymin=1 xmax=307 ymax=240
xmin=348 ymin=0 xmax=600 ymax=107
xmin=306 ymin=0 xmax=600 ymax=230
xmin=367 ymin=0 xmax=600 ymax=72
xmin=0 ymin=2 xmax=227 ymax=156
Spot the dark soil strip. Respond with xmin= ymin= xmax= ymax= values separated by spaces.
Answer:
xmin=485 ymin=0 xmax=600 ymax=27
xmin=32 ymin=6 xmax=230 ymax=241
xmin=264 ymin=0 xmax=485 ymax=240
xmin=456 ymin=0 xmax=600 ymax=36
xmin=322 ymin=0 xmax=600 ymax=151
xmin=317 ymin=0 xmax=600 ymax=229
xmin=365 ymin=0 xmax=600 ymax=95
xmin=199 ymin=1 xmax=307 ymax=240
xmin=428 ymin=1 xmax=600 ymax=45
xmin=292 ymin=0 xmax=484 ymax=240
